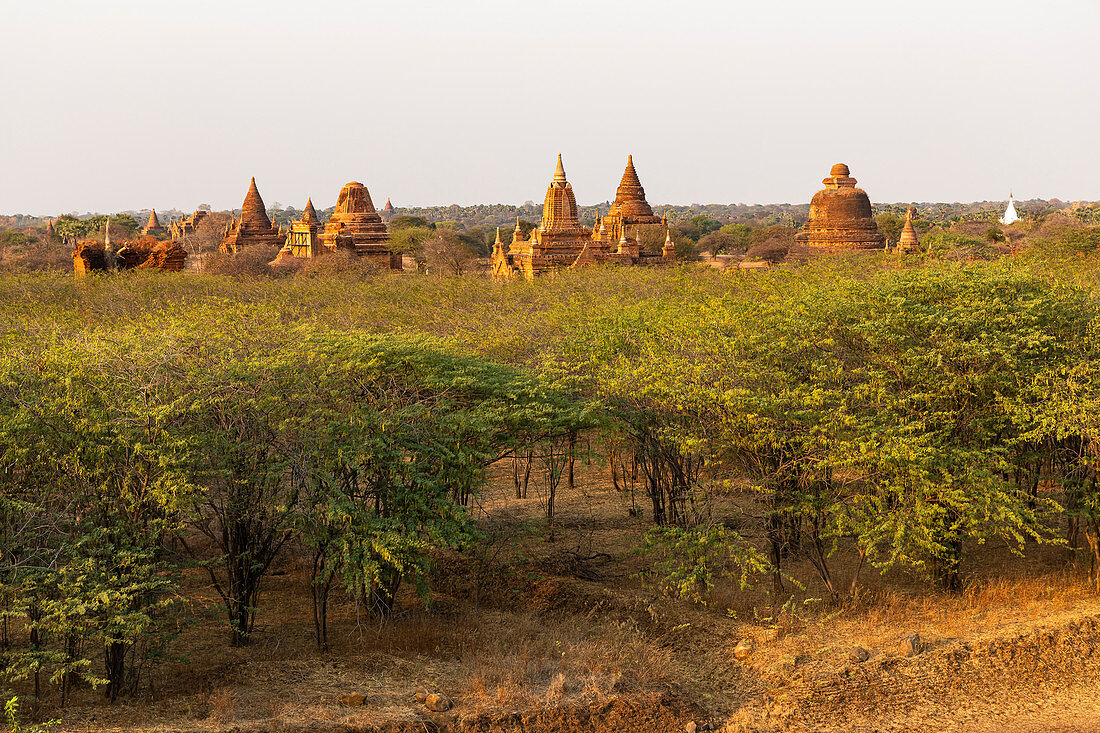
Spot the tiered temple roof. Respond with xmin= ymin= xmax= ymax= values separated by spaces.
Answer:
xmin=595 ymin=155 xmax=665 ymax=245
xmin=220 ymin=177 xmax=284 ymax=253
xmin=793 ymin=163 xmax=885 ymax=252
xmin=320 ymin=181 xmax=398 ymax=268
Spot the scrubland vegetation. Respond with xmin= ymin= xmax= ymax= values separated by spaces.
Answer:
xmin=4 ymin=219 xmax=1100 ymax=731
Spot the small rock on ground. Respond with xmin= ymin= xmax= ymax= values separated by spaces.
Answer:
xmin=339 ymin=693 xmax=365 ymax=707
xmin=849 ymin=646 xmax=870 ymax=663
xmin=899 ymin=633 xmax=922 ymax=657
xmin=734 ymin=638 xmax=755 ymax=660
xmin=425 ymin=692 xmax=453 ymax=712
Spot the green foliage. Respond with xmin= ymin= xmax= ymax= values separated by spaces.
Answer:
xmin=638 ymin=524 xmax=772 ymax=604
xmin=673 ymin=215 xmax=722 ymax=243
xmin=875 ymin=212 xmax=903 ymax=243
xmin=0 ymin=232 xmax=36 ymax=249
xmin=389 ymin=215 xmax=435 ymax=232
xmin=4 ymin=696 xmax=59 ymax=733
xmin=388 ymin=225 xmax=435 ymax=255
xmin=0 ymin=332 xmax=191 ymax=700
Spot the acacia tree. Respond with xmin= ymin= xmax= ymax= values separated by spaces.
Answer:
xmin=0 ymin=333 xmax=189 ymax=702
xmin=294 ymin=332 xmax=582 ymax=640
xmin=173 ymin=328 xmax=312 ymax=647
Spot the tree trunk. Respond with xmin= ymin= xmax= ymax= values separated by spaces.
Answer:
xmin=104 ymin=640 xmax=128 ymax=702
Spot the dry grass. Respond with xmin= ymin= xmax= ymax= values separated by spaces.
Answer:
xmin=18 ymin=457 xmax=1100 ymax=733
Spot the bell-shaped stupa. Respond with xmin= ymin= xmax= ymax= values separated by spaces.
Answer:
xmin=793 ymin=163 xmax=886 ymax=251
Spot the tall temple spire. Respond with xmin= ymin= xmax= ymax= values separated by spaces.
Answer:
xmin=553 ymin=153 xmax=567 ymax=184
xmin=541 ymin=154 xmax=581 ymax=233
xmin=619 ymin=154 xmax=642 ymax=189
xmin=512 ymin=217 xmax=523 ymax=243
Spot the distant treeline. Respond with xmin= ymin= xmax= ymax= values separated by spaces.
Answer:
xmin=7 ymin=199 xmax=1099 ymax=232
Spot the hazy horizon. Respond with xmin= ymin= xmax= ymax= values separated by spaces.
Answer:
xmin=3 ymin=0 xmax=1098 ymax=216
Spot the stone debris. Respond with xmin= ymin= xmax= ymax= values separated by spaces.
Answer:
xmin=424 ymin=692 xmax=452 ymax=712
xmin=734 ymin=638 xmax=755 ymax=660
xmin=849 ymin=646 xmax=871 ymax=663
xmin=338 ymin=692 xmax=365 ymax=707
xmin=899 ymin=633 xmax=923 ymax=657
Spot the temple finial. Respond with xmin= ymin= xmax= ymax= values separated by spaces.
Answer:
xmin=553 ymin=153 xmax=567 ymax=183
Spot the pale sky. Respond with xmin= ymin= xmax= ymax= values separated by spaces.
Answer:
xmin=2 ymin=0 xmax=1098 ymax=215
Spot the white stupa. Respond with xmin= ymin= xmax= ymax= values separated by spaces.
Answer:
xmin=1001 ymin=192 xmax=1019 ymax=225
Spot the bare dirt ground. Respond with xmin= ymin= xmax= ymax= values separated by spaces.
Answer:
xmin=29 ymin=458 xmax=1100 ymax=732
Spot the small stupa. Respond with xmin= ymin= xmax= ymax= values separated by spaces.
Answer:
xmin=381 ymin=197 xmax=396 ymax=222
xmin=662 ymin=228 xmax=676 ymax=260
xmin=284 ymin=197 xmax=324 ymax=259
xmin=142 ymin=209 xmax=166 ymax=235
xmin=1001 ymin=192 xmax=1020 ymax=225
xmin=897 ymin=207 xmax=920 ymax=253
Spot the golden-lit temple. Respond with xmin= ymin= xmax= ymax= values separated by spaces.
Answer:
xmin=492 ymin=154 xmax=675 ymax=280
xmin=142 ymin=209 xmax=166 ymax=236
xmin=169 ymin=209 xmax=209 ymax=240
xmin=319 ymin=181 xmax=398 ymax=268
xmin=220 ymin=177 xmax=285 ymax=253
xmin=896 ymin=206 xmax=920 ymax=253
xmin=793 ymin=163 xmax=885 ymax=252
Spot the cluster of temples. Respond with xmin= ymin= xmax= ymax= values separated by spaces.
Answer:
xmin=220 ymin=178 xmax=401 ymax=269
xmin=66 ymin=157 xmax=928 ymax=280
xmin=168 ymin=209 xmax=209 ymax=240
xmin=491 ymin=155 xmax=675 ymax=280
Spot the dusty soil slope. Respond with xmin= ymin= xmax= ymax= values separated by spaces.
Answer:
xmin=28 ymin=460 xmax=1100 ymax=733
